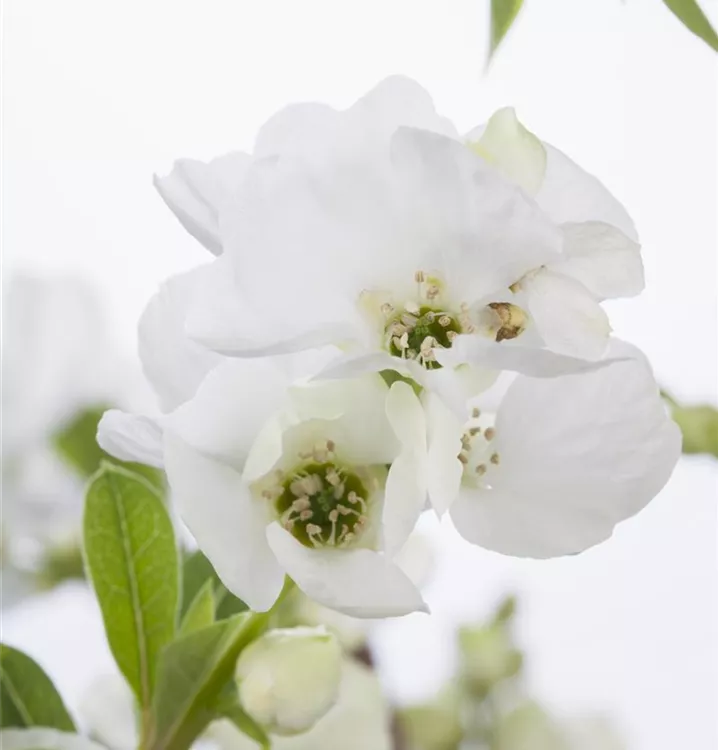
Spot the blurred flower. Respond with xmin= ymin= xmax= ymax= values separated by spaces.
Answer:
xmin=492 ymin=704 xmax=626 ymax=750
xmin=235 ymin=626 xmax=341 ymax=736
xmin=397 ymin=686 xmax=463 ymax=750
xmin=0 ymin=729 xmax=107 ymax=750
xmin=442 ymin=342 xmax=681 ymax=556
xmin=212 ymin=659 xmax=392 ymax=750
xmin=100 ymin=368 xmax=429 ymax=617
xmin=79 ymin=674 xmax=137 ymax=750
xmin=1 ymin=273 xmax=138 ymax=592
xmin=153 ymin=77 xmax=641 ymax=419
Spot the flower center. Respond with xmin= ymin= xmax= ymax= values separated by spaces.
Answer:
xmin=276 ymin=462 xmax=369 ymax=548
xmin=385 ymin=304 xmax=462 ymax=369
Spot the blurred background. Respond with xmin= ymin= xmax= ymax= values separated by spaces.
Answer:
xmin=2 ymin=1 xmax=717 ymax=749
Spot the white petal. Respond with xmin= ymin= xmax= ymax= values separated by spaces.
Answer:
xmin=164 ymin=432 xmax=284 ymax=611
xmin=288 ymin=376 xmax=400 ymax=466
xmin=382 ymin=382 xmax=427 ymax=556
xmin=166 ymin=358 xmax=288 ymax=468
xmin=422 ymin=364 xmax=499 ymax=418
xmin=153 ymin=152 xmax=250 ymax=254
xmin=97 ymin=410 xmax=164 ymax=468
xmin=453 ymin=344 xmax=682 ymax=557
xmin=423 ymin=391 xmax=464 ymax=515
xmin=138 ymin=266 xmax=222 ymax=412
xmin=390 ymin=128 xmax=562 ymax=301
xmin=523 ymin=269 xmax=611 ymax=360
xmin=553 ymin=221 xmax=644 ymax=300
xmin=313 ymin=351 xmax=402 ymax=381
xmin=467 ymin=107 xmax=546 ymax=195
xmin=1 ymin=730 xmax=107 ymax=750
xmin=436 ymin=334 xmax=626 ymax=378
xmin=347 ymin=75 xmax=458 ymax=142
xmin=536 ymin=143 xmax=638 ymax=240
xmin=266 ymin=523 xmax=428 ymax=618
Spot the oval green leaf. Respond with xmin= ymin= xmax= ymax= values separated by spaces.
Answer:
xmin=179 ymin=580 xmax=215 ymax=636
xmin=0 ymin=645 xmax=75 ymax=730
xmin=83 ymin=464 xmax=179 ymax=717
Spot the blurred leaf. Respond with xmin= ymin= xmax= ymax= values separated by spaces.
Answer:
xmin=150 ymin=613 xmax=269 ymax=750
xmin=53 ymin=407 xmax=108 ymax=478
xmin=379 ymin=370 xmax=422 ymax=397
xmin=220 ymin=703 xmax=270 ymax=750
xmin=489 ymin=0 xmax=524 ymax=60
xmin=83 ymin=464 xmax=179 ymax=726
xmin=53 ymin=406 xmax=165 ymax=488
xmin=0 ymin=645 xmax=75 ymax=730
xmin=181 ymin=551 xmax=247 ymax=620
xmin=663 ymin=0 xmax=718 ymax=52
xmin=179 ymin=580 xmax=215 ymax=636
xmin=37 ymin=542 xmax=85 ymax=589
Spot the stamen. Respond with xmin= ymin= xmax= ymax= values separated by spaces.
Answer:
xmin=484 ymin=427 xmax=496 ymax=441
xmin=490 ymin=453 xmax=500 ymax=465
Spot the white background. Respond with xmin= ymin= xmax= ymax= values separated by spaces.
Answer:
xmin=3 ymin=1 xmax=717 ymax=748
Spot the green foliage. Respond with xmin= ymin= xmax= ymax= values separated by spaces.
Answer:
xmin=181 ymin=551 xmax=247 ymax=620
xmin=663 ymin=0 xmax=718 ymax=52
xmin=83 ymin=464 xmax=179 ymax=725
xmin=379 ymin=370 xmax=422 ymax=397
xmin=149 ymin=613 xmax=270 ymax=750
xmin=489 ymin=0 xmax=524 ymax=60
xmin=0 ymin=645 xmax=75 ymax=730
xmin=53 ymin=407 xmax=109 ymax=478
xmin=179 ymin=580 xmax=216 ymax=636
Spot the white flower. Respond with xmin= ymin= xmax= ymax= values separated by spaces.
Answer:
xmin=438 ymin=342 xmax=681 ymax=557
xmin=154 ymin=77 xmax=642 ymax=404
xmin=211 ymin=659 xmax=392 ymax=750
xmin=100 ymin=362 xmax=430 ymax=618
xmin=235 ymin=626 xmax=341 ymax=736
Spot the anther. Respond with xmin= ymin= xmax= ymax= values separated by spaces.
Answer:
xmin=475 ymin=464 xmax=487 ymax=476
xmin=414 ymin=270 xmax=425 ymax=283
xmin=458 ymin=452 xmax=469 ymax=464
xmin=490 ymin=453 xmax=500 ymax=465
xmin=472 ymin=408 xmax=481 ymax=419
xmin=484 ymin=427 xmax=496 ymax=441
xmin=439 ymin=315 xmax=452 ymax=327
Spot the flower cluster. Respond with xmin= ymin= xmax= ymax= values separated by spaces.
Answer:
xmin=99 ymin=76 xmax=681 ymax=619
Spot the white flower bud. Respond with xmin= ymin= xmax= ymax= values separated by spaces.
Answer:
xmin=235 ymin=626 xmax=342 ymax=736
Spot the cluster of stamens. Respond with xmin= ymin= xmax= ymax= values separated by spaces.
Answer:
xmin=266 ymin=441 xmax=370 ymax=549
xmin=382 ymin=271 xmax=463 ymax=370
xmin=458 ymin=408 xmax=500 ymax=481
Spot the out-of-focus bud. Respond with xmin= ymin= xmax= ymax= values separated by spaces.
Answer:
xmin=397 ymin=687 xmax=463 ymax=750
xmin=492 ymin=703 xmax=568 ymax=750
xmin=235 ymin=626 xmax=342 ymax=736
xmin=458 ymin=623 xmax=522 ymax=694
xmin=669 ymin=401 xmax=718 ymax=458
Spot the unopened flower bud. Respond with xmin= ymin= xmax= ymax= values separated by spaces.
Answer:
xmin=458 ymin=623 xmax=522 ymax=692
xmin=235 ymin=626 xmax=341 ymax=736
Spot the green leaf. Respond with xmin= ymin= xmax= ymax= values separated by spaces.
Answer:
xmin=181 ymin=551 xmax=247 ymax=620
xmin=53 ymin=407 xmax=109 ymax=478
xmin=663 ymin=0 xmax=718 ymax=52
xmin=150 ymin=613 xmax=269 ymax=750
xmin=489 ymin=0 xmax=524 ymax=60
xmin=0 ymin=645 xmax=75 ymax=730
xmin=221 ymin=704 xmax=270 ymax=750
xmin=179 ymin=580 xmax=216 ymax=636
xmin=83 ymin=464 xmax=179 ymax=723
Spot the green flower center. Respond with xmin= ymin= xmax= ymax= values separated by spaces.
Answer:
xmin=276 ymin=462 xmax=369 ymax=548
xmin=386 ymin=306 xmax=462 ymax=370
